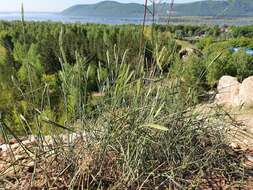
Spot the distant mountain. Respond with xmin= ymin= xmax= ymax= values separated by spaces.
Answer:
xmin=172 ymin=0 xmax=253 ymax=17
xmin=62 ymin=1 xmax=143 ymax=17
xmin=62 ymin=0 xmax=253 ymax=17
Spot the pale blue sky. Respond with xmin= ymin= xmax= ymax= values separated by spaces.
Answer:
xmin=0 ymin=0 xmax=203 ymax=12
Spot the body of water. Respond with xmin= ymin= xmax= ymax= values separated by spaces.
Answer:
xmin=0 ymin=12 xmax=144 ymax=25
xmin=1 ymin=12 xmax=253 ymax=26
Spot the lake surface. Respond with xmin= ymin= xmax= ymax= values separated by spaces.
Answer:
xmin=0 ymin=12 xmax=145 ymax=25
xmin=1 ymin=12 xmax=253 ymax=26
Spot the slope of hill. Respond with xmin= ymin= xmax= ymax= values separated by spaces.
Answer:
xmin=62 ymin=1 xmax=143 ymax=17
xmin=172 ymin=1 xmax=229 ymax=16
xmin=62 ymin=0 xmax=253 ymax=17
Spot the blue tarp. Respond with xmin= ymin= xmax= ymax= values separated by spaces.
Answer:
xmin=230 ymin=47 xmax=253 ymax=56
xmin=245 ymin=48 xmax=253 ymax=56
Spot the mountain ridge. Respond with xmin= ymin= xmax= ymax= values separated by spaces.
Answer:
xmin=62 ymin=0 xmax=253 ymax=17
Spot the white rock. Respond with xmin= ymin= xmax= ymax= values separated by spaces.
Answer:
xmin=246 ymin=155 xmax=253 ymax=163
xmin=230 ymin=142 xmax=240 ymax=149
xmin=216 ymin=76 xmax=241 ymax=107
xmin=0 ymin=144 xmax=9 ymax=152
xmin=239 ymin=76 xmax=253 ymax=107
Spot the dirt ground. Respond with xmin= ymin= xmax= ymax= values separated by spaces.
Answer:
xmin=0 ymin=105 xmax=253 ymax=189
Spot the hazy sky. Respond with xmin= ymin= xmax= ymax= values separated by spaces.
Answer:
xmin=0 ymin=0 xmax=203 ymax=12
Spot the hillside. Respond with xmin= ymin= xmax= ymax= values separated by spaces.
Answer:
xmin=62 ymin=1 xmax=143 ymax=17
xmin=62 ymin=0 xmax=253 ymax=17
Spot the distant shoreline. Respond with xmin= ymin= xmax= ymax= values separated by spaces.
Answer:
xmin=1 ymin=12 xmax=253 ymax=26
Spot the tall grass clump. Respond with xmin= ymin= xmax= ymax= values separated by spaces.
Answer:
xmin=1 ymin=46 xmax=246 ymax=189
xmin=63 ymin=51 xmax=244 ymax=189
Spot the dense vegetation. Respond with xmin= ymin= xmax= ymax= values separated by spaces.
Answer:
xmin=1 ymin=20 xmax=253 ymax=188
xmin=62 ymin=0 xmax=253 ymax=17
xmin=0 ymin=21 xmax=218 ymax=132
xmin=1 ymin=21 xmax=253 ymax=133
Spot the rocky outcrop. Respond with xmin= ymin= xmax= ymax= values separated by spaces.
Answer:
xmin=215 ymin=76 xmax=241 ymax=107
xmin=239 ymin=76 xmax=253 ymax=107
xmin=216 ymin=75 xmax=253 ymax=108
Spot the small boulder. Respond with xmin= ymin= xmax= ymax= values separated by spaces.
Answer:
xmin=239 ymin=76 xmax=253 ymax=108
xmin=216 ymin=76 xmax=241 ymax=107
